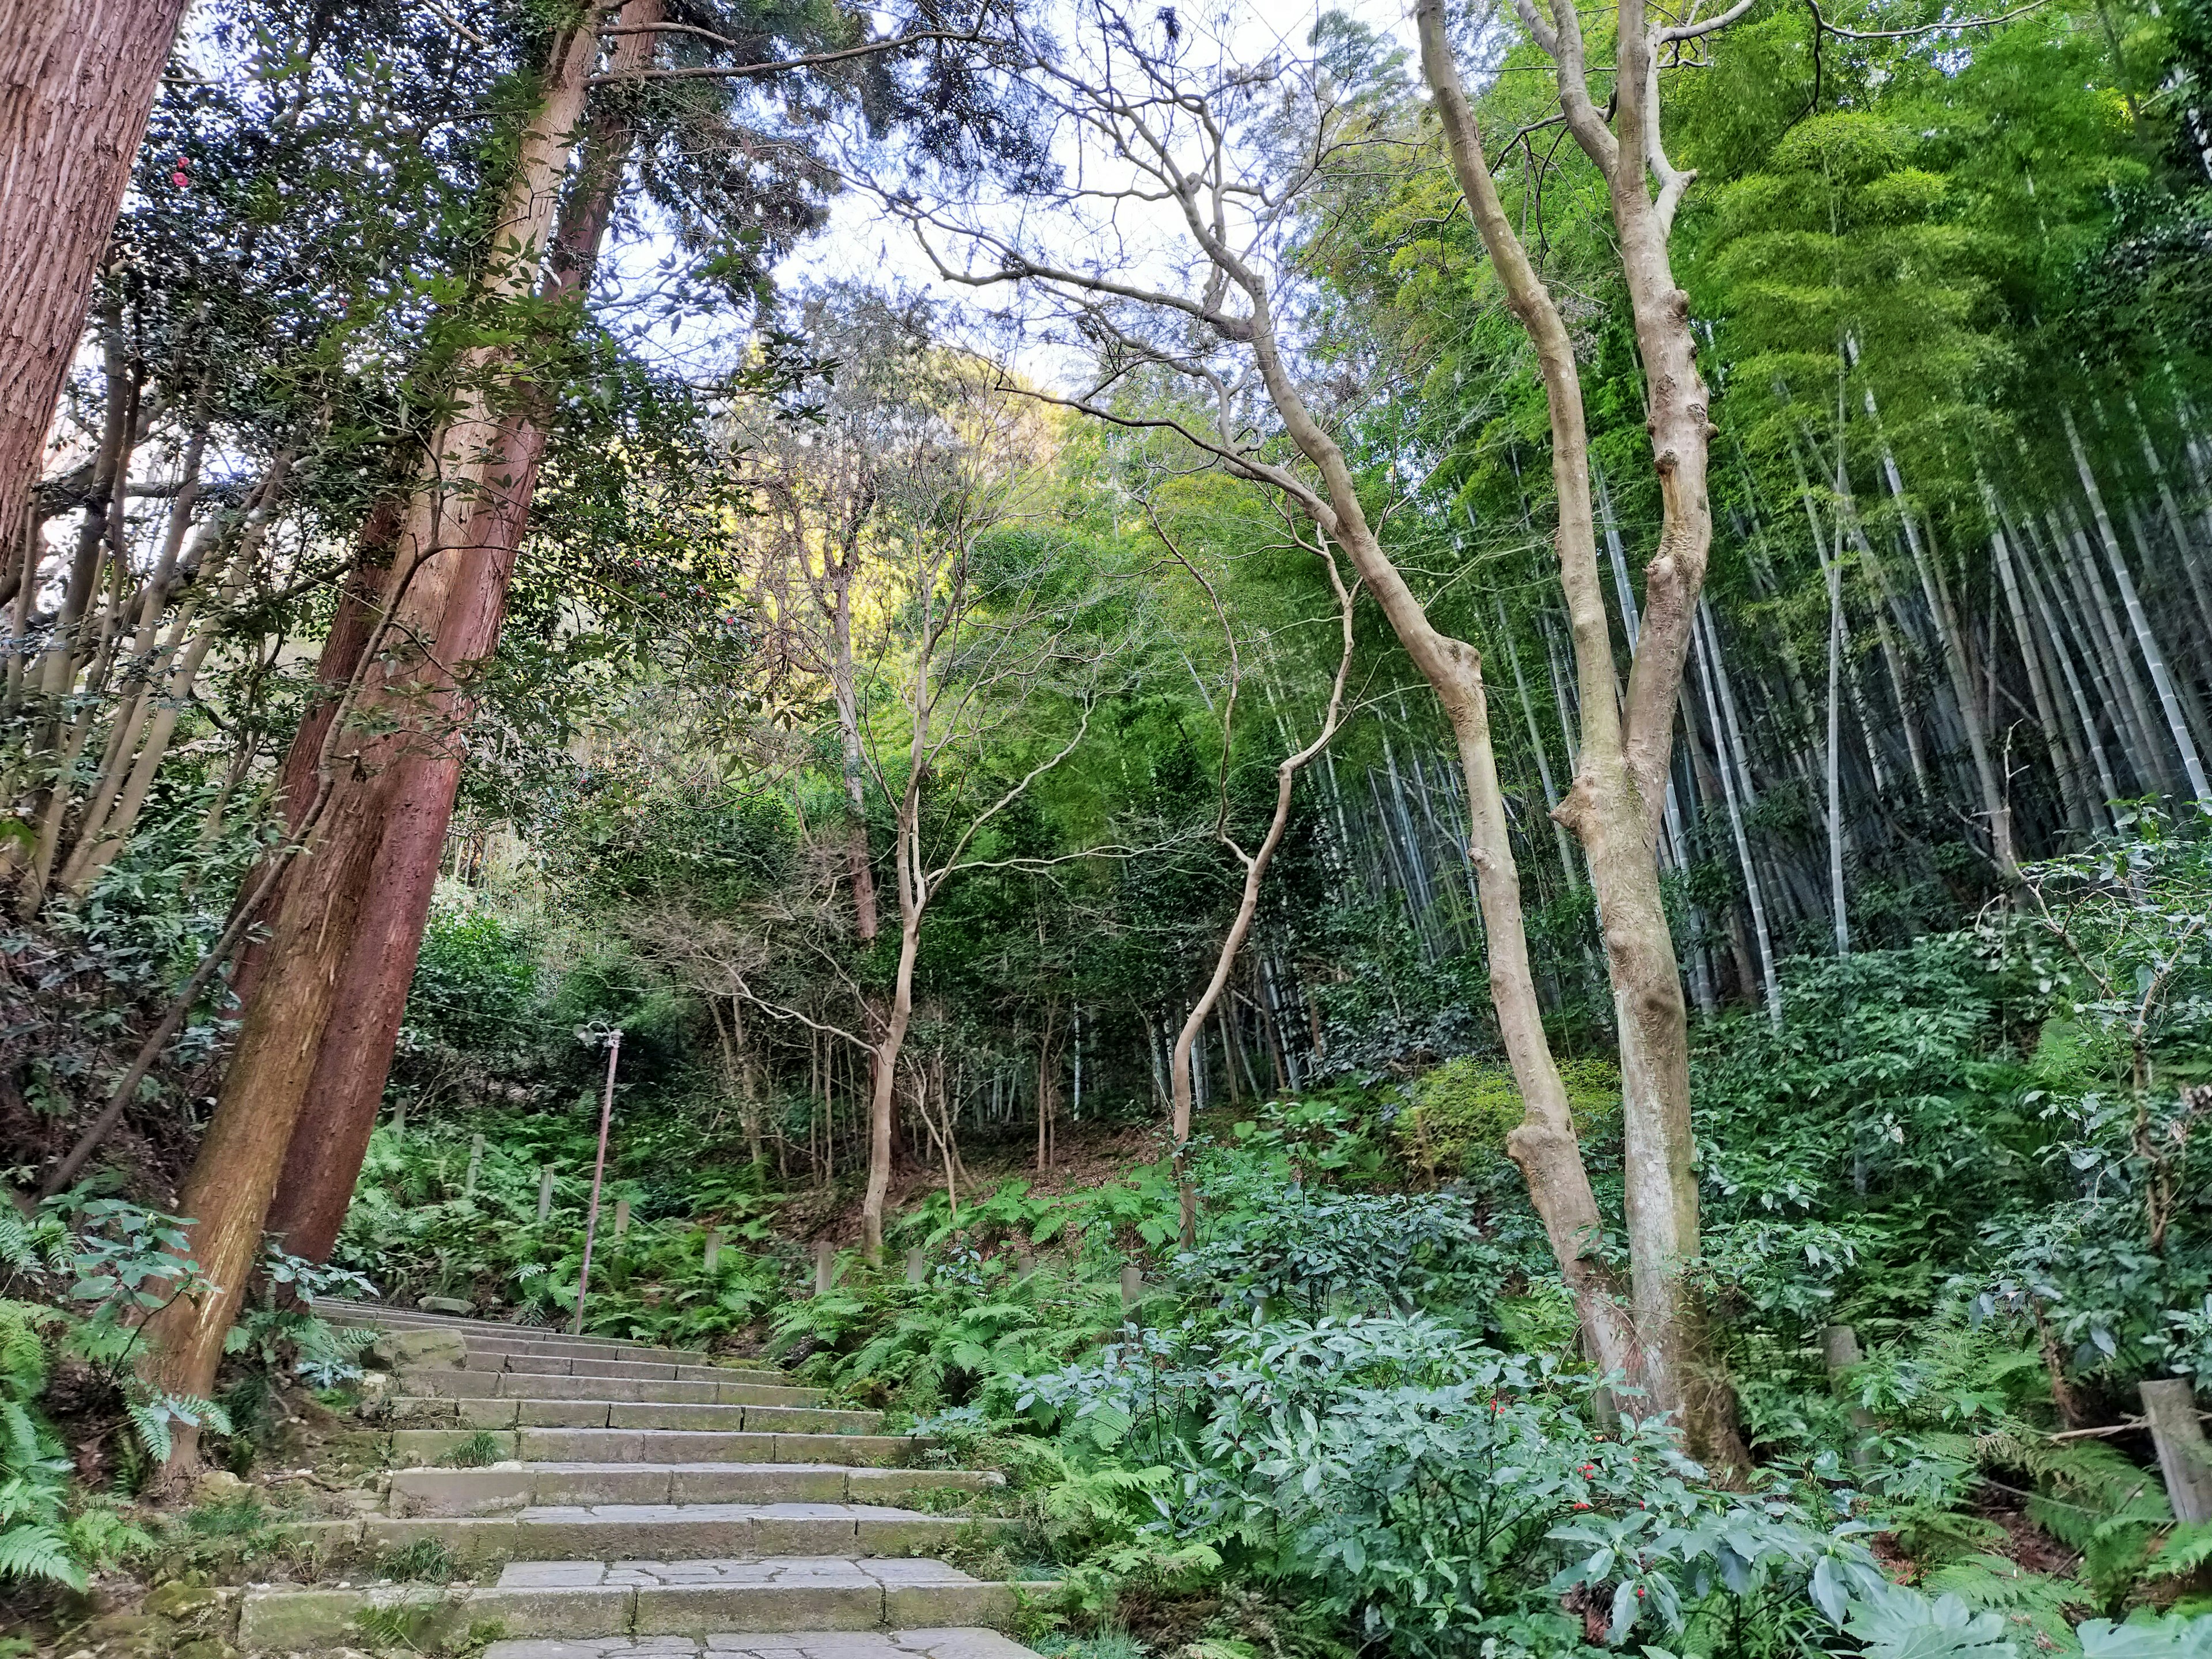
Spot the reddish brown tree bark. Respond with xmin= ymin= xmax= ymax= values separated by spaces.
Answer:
xmin=0 ymin=0 xmax=190 ymax=556
xmin=262 ymin=3 xmax=660 ymax=1263
xmin=226 ymin=494 xmax=402 ymax=1012
xmin=140 ymin=18 xmax=608 ymax=1465
xmin=262 ymin=421 xmax=544 ymax=1261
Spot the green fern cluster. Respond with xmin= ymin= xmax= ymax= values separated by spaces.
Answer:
xmin=0 ymin=1300 xmax=151 ymax=1591
xmin=768 ymin=1259 xmax=1122 ymax=1416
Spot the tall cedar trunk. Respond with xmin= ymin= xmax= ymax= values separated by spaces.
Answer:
xmin=225 ymin=492 xmax=402 ymax=1009
xmin=261 ymin=415 xmax=545 ymax=1262
xmin=260 ymin=3 xmax=658 ymax=1263
xmin=0 ymin=0 xmax=191 ymax=566
xmin=1419 ymin=0 xmax=1745 ymax=1469
xmin=139 ymin=17 xmax=605 ymax=1461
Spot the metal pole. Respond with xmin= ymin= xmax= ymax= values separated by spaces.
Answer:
xmin=573 ymin=1032 xmax=622 ymax=1336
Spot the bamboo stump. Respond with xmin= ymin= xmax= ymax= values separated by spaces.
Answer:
xmin=1823 ymin=1323 xmax=1878 ymax=1465
xmin=2141 ymin=1378 xmax=2212 ymax=1522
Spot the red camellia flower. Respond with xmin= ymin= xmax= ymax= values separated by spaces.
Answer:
xmin=171 ymin=155 xmax=190 ymax=188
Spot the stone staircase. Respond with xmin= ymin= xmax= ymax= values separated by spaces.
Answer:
xmin=236 ymin=1302 xmax=1048 ymax=1659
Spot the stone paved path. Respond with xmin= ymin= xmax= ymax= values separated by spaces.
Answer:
xmin=482 ymin=1629 xmax=1035 ymax=1659
xmin=233 ymin=1302 xmax=1047 ymax=1656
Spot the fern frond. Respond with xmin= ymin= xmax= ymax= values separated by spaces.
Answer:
xmin=0 ymin=1521 xmax=86 ymax=1589
xmin=124 ymin=1400 xmax=172 ymax=1463
xmin=2145 ymin=1521 xmax=2212 ymax=1583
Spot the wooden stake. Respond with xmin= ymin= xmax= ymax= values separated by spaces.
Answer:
xmin=572 ymin=1031 xmax=622 ymax=1335
xmin=702 ymin=1229 xmax=721 ymax=1272
xmin=536 ymin=1166 xmax=554 ymax=1222
xmin=463 ymin=1133 xmax=484 ymax=1196
xmin=813 ymin=1239 xmax=836 ymax=1296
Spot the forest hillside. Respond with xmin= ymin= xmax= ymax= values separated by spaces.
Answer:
xmin=3 ymin=0 xmax=2212 ymax=1656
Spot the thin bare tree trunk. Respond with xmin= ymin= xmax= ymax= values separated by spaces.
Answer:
xmin=1421 ymin=0 xmax=1744 ymax=1467
xmin=1166 ymin=537 xmax=1355 ymax=1245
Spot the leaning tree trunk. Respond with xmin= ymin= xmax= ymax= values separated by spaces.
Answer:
xmin=260 ymin=5 xmax=660 ymax=1264
xmin=0 ymin=0 xmax=191 ymax=573
xmin=138 ymin=16 xmax=606 ymax=1465
xmin=260 ymin=415 xmax=544 ymax=1263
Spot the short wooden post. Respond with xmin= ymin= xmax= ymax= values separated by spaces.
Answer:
xmin=813 ymin=1240 xmax=836 ymax=1296
xmin=536 ymin=1166 xmax=555 ymax=1222
xmin=702 ymin=1229 xmax=722 ymax=1272
xmin=391 ymin=1097 xmax=406 ymax=1135
xmin=1120 ymin=1262 xmax=1142 ymax=1310
xmin=905 ymin=1248 xmax=926 ymax=1284
xmin=2141 ymin=1378 xmax=2212 ymax=1522
xmin=463 ymin=1134 xmax=485 ymax=1196
xmin=1823 ymin=1324 xmax=1878 ymax=1464
xmin=1015 ymin=1248 xmax=1036 ymax=1281
xmin=1592 ymin=1387 xmax=1621 ymax=1435
xmin=612 ymin=1196 xmax=630 ymax=1238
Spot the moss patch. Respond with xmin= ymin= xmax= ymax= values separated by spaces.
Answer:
xmin=1397 ymin=1056 xmax=1619 ymax=1177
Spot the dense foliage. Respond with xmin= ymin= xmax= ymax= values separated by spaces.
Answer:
xmin=5 ymin=0 xmax=2212 ymax=1651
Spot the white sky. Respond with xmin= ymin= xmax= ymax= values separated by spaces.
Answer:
xmin=604 ymin=0 xmax=1429 ymax=388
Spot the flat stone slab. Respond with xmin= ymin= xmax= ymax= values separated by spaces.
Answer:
xmin=391 ymin=1464 xmax=998 ymax=1516
xmin=361 ymin=1503 xmax=1002 ymax=1562
xmin=238 ymin=1575 xmax=1043 ymax=1650
xmin=483 ymin=1628 xmax=1039 ymax=1659
xmin=497 ymin=1558 xmax=982 ymax=1589
xmin=320 ymin=1303 xmax=725 ymax=1365
xmin=378 ymin=1423 xmax=926 ymax=1468
xmin=398 ymin=1371 xmax=828 ymax=1410
xmin=385 ymin=1397 xmax=885 ymax=1435
xmin=499 ymin=1356 xmax=793 ymax=1387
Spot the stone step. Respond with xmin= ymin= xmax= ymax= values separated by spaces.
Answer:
xmin=399 ymin=1368 xmax=816 ymax=1404
xmin=358 ymin=1502 xmax=1006 ymax=1565
xmin=381 ymin=1427 xmax=928 ymax=1469
xmin=461 ymin=1336 xmax=722 ymax=1367
xmin=390 ymin=1463 xmax=1002 ymax=1516
xmin=387 ymin=1396 xmax=881 ymax=1434
xmin=483 ymin=1354 xmax=789 ymax=1385
xmin=487 ymin=1630 xmax=1039 ymax=1659
xmin=325 ymin=1301 xmax=694 ymax=1349
xmin=236 ymin=1558 xmax=1044 ymax=1651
